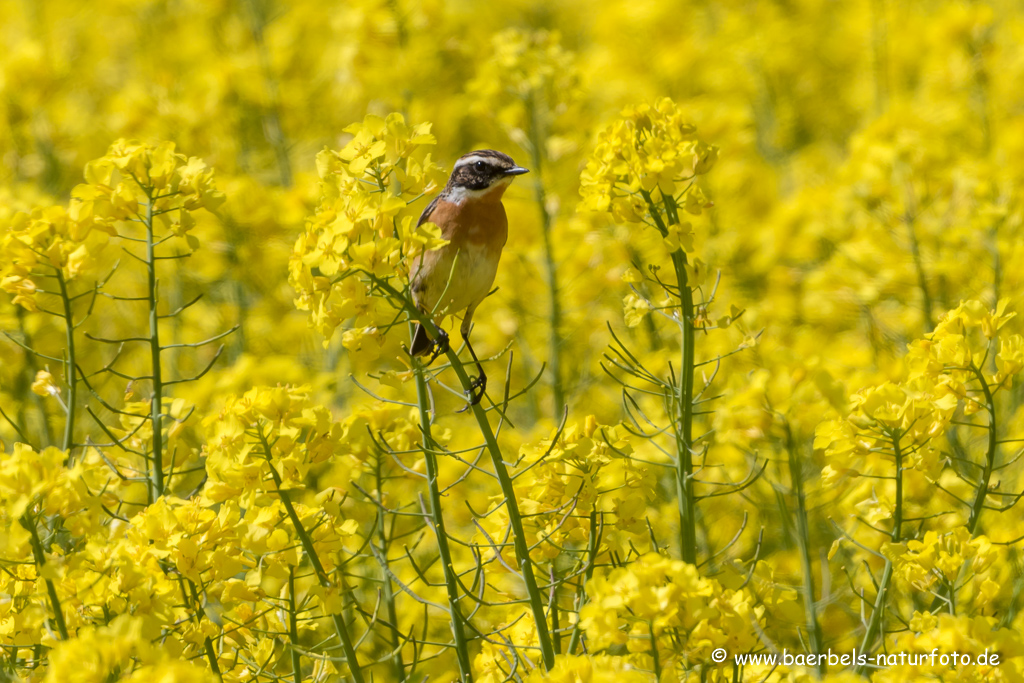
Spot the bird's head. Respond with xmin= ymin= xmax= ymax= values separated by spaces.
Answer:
xmin=445 ymin=150 xmax=529 ymax=203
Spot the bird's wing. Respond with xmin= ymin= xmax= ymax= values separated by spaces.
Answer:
xmin=416 ymin=195 xmax=441 ymax=227
xmin=411 ymin=194 xmax=443 ymax=310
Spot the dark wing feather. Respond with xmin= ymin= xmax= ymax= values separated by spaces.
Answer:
xmin=409 ymin=193 xmax=443 ymax=356
xmin=409 ymin=323 xmax=432 ymax=356
xmin=417 ymin=195 xmax=442 ymax=227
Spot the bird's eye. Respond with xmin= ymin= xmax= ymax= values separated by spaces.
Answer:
xmin=474 ymin=161 xmax=486 ymax=171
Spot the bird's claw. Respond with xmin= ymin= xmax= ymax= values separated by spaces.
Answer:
xmin=427 ymin=329 xmax=450 ymax=365
xmin=465 ymin=373 xmax=487 ymax=406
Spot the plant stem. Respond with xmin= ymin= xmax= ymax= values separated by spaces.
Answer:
xmin=55 ymin=272 xmax=76 ymax=454
xmin=23 ymin=515 xmax=69 ymax=640
xmin=550 ymin=567 xmax=561 ymax=654
xmin=856 ymin=430 xmax=903 ymax=673
xmin=289 ymin=568 xmax=302 ymax=683
xmin=566 ymin=511 xmax=599 ymax=655
xmin=144 ymin=196 xmax=165 ymax=502
xmin=526 ymin=94 xmax=564 ymax=416
xmin=929 ymin=362 xmax=1000 ymax=613
xmin=186 ymin=580 xmax=224 ymax=681
xmin=16 ymin=307 xmax=54 ymax=448
xmin=372 ymin=461 xmax=407 ymax=683
xmin=967 ymin=361 xmax=998 ymax=533
xmin=786 ymin=432 xmax=823 ymax=673
xmin=856 ymin=561 xmax=892 ymax=675
xmin=444 ymin=351 xmax=556 ymax=669
xmin=904 ymin=207 xmax=933 ymax=333
xmin=870 ymin=0 xmax=890 ymax=114
xmin=205 ymin=637 xmax=223 ymax=680
xmin=648 ymin=621 xmax=662 ymax=679
xmin=245 ymin=0 xmax=293 ymax=187
xmin=640 ymin=190 xmax=699 ymax=565
xmin=671 ymin=249 xmax=698 ymax=565
xmin=660 ymin=194 xmax=698 ymax=563
xmin=370 ymin=276 xmax=556 ymax=669
xmin=259 ymin=431 xmax=365 ymax=683
xmin=413 ymin=362 xmax=473 ymax=681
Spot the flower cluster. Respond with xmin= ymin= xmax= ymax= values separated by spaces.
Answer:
xmin=580 ymin=553 xmax=763 ymax=675
xmin=493 ymin=416 xmax=657 ymax=563
xmin=872 ymin=613 xmax=1024 ymax=682
xmin=42 ymin=615 xmax=219 ymax=683
xmin=906 ymin=299 xmax=1020 ymax=395
xmin=579 ymin=98 xmax=718 ymax=232
xmin=526 ymin=654 xmax=654 ymax=683
xmin=203 ymin=385 xmax=345 ymax=499
xmin=0 ymin=206 xmax=112 ymax=311
xmin=467 ymin=29 xmax=582 ymax=140
xmin=884 ymin=528 xmax=999 ymax=600
xmin=6 ymin=0 xmax=1024 ymax=680
xmin=289 ymin=113 xmax=448 ymax=354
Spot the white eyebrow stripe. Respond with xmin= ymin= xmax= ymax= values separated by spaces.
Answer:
xmin=453 ymin=155 xmax=500 ymax=169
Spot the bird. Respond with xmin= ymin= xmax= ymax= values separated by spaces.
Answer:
xmin=408 ymin=149 xmax=529 ymax=405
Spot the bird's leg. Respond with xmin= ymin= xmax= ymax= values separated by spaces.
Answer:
xmin=427 ymin=328 xmax=450 ymax=365
xmin=460 ymin=326 xmax=487 ymax=406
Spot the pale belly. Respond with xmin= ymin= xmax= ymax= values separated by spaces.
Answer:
xmin=415 ymin=242 xmax=500 ymax=317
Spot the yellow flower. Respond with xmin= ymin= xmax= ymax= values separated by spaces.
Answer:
xmin=622 ymin=293 xmax=651 ymax=328
xmin=291 ymin=113 xmax=445 ymax=350
xmin=580 ymin=98 xmax=718 ymax=251
xmin=525 ymin=655 xmax=654 ymax=683
xmin=31 ymin=369 xmax=61 ymax=398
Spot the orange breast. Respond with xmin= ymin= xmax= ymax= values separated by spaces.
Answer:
xmin=429 ymin=197 xmax=509 ymax=251
xmin=410 ymin=194 xmax=509 ymax=316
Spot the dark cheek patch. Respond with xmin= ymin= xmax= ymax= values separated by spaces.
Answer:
xmin=453 ymin=167 xmax=492 ymax=191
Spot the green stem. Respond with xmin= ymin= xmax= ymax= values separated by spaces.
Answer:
xmin=856 ymin=430 xmax=903 ymax=672
xmin=550 ymin=569 xmax=560 ymax=655
xmin=928 ymin=362 xmax=1001 ymax=615
xmin=233 ymin=278 xmax=249 ymax=361
xmin=17 ymin=306 xmax=54 ymax=447
xmin=648 ymin=621 xmax=662 ymax=679
xmin=786 ymin=431 xmax=823 ymax=674
xmin=458 ymin=372 xmax=556 ymax=670
xmin=259 ymin=430 xmax=365 ymax=683
xmin=413 ymin=362 xmax=473 ymax=682
xmin=671 ymin=249 xmax=697 ymax=565
xmin=641 ymin=190 xmax=698 ymax=565
xmin=371 ymin=276 xmax=556 ymax=669
xmin=904 ymin=208 xmax=933 ymax=333
xmin=187 ymin=579 xmax=223 ymax=680
xmin=856 ymin=561 xmax=892 ymax=675
xmin=526 ymin=94 xmax=564 ymax=416
xmin=55 ymin=272 xmax=76 ymax=454
xmin=373 ymin=434 xmax=407 ymax=682
xmin=651 ymin=191 xmax=700 ymax=565
xmin=967 ymin=361 xmax=998 ymax=534
xmin=145 ymin=196 xmax=164 ymax=502
xmin=205 ymin=637 xmax=223 ymax=681
xmin=870 ymin=0 xmax=889 ymax=114
xmin=23 ymin=515 xmax=69 ymax=640
xmin=566 ymin=511 xmax=598 ymax=655
xmin=289 ymin=568 xmax=302 ymax=683
xmin=245 ymin=0 xmax=293 ymax=187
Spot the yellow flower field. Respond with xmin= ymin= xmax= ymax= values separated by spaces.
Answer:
xmin=3 ymin=1 xmax=1024 ymax=681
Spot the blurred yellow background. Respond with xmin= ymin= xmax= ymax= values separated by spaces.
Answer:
xmin=3 ymin=1 xmax=1024 ymax=681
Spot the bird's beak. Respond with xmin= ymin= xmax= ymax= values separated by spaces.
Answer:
xmin=504 ymin=166 xmax=530 ymax=176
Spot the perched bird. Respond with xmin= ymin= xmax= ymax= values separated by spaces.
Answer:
xmin=409 ymin=149 xmax=529 ymax=404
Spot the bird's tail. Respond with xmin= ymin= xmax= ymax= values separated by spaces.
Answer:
xmin=410 ymin=323 xmax=432 ymax=357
